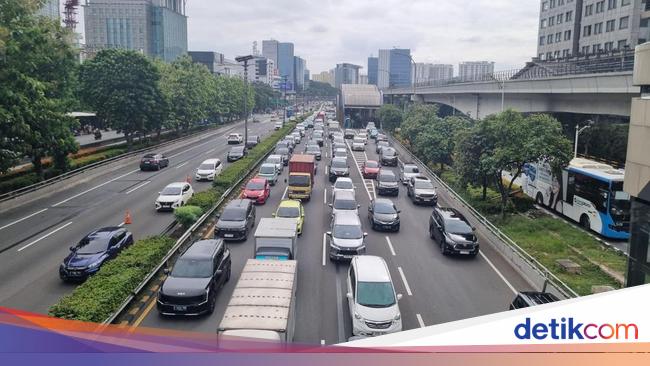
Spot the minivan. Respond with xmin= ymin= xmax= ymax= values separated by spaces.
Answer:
xmin=214 ymin=199 xmax=256 ymax=241
xmin=328 ymin=211 xmax=367 ymax=261
xmin=329 ymin=190 xmax=360 ymax=217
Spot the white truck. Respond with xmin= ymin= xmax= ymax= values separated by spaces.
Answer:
xmin=217 ymin=259 xmax=297 ymax=343
xmin=253 ymin=217 xmax=298 ymax=260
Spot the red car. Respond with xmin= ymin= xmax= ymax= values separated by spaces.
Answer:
xmin=241 ymin=177 xmax=270 ymax=204
xmin=362 ymin=160 xmax=381 ymax=179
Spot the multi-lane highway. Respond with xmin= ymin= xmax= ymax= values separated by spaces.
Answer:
xmin=0 ymin=115 xmax=279 ymax=314
xmin=134 ymin=121 xmax=533 ymax=345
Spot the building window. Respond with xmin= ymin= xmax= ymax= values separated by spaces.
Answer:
xmin=542 ymin=1 xmax=549 ymax=11
xmin=582 ymin=45 xmax=591 ymax=55
xmin=549 ymin=16 xmax=555 ymax=26
xmin=618 ymin=40 xmax=628 ymax=49
xmin=594 ymin=22 xmax=603 ymax=34
xmin=541 ymin=18 xmax=548 ymax=28
xmin=564 ymin=30 xmax=572 ymax=40
xmin=554 ymin=50 xmax=561 ymax=58
xmin=606 ymin=19 xmax=616 ymax=32
xmin=548 ymin=34 xmax=554 ymax=44
xmin=556 ymin=32 xmax=562 ymax=42
xmin=566 ymin=10 xmax=573 ymax=22
xmin=596 ymin=1 xmax=605 ymax=13
xmin=563 ymin=49 xmax=570 ymax=57
xmin=540 ymin=36 xmax=546 ymax=45
xmin=550 ymin=0 xmax=556 ymax=8
xmin=546 ymin=51 xmax=553 ymax=59
xmin=585 ymin=4 xmax=594 ymax=16
xmin=593 ymin=43 xmax=602 ymax=53
xmin=621 ymin=0 xmax=630 ymax=5
xmin=608 ymin=0 xmax=617 ymax=10
xmin=620 ymin=16 xmax=629 ymax=30
xmin=559 ymin=0 xmax=565 ymax=5
xmin=583 ymin=24 xmax=592 ymax=36
xmin=604 ymin=41 xmax=614 ymax=51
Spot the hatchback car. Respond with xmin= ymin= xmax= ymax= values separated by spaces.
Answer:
xmin=376 ymin=141 xmax=390 ymax=154
xmin=155 ymin=182 xmax=194 ymax=211
xmin=214 ymin=199 xmax=256 ymax=241
xmin=368 ymin=199 xmax=400 ymax=232
xmin=407 ymin=176 xmax=438 ymax=205
xmin=333 ymin=148 xmax=348 ymax=159
xmin=59 ymin=227 xmax=133 ymax=281
xmin=330 ymin=190 xmax=360 ymax=217
xmin=347 ymin=256 xmax=403 ymax=337
xmin=352 ymin=137 xmax=365 ymax=151
xmin=380 ymin=147 xmax=398 ymax=166
xmin=240 ymin=178 xmax=270 ymax=204
xmin=246 ymin=135 xmax=260 ymax=148
xmin=429 ymin=206 xmax=479 ymax=257
xmin=344 ymin=129 xmax=356 ymax=139
xmin=328 ymin=212 xmax=367 ymax=261
xmin=257 ymin=163 xmax=279 ymax=186
xmin=157 ymin=239 xmax=231 ymax=316
xmin=376 ymin=170 xmax=399 ymax=196
xmin=227 ymin=146 xmax=247 ymax=162
xmin=195 ymin=159 xmax=223 ymax=181
xmin=227 ymin=133 xmax=243 ymax=144
xmin=304 ymin=145 xmax=322 ymax=160
xmin=329 ymin=157 xmax=350 ymax=182
xmin=273 ymin=199 xmax=305 ymax=235
xmin=332 ymin=177 xmax=355 ymax=196
xmin=400 ymin=163 xmax=420 ymax=184
xmin=140 ymin=153 xmax=169 ymax=171
xmin=362 ymin=160 xmax=381 ymax=179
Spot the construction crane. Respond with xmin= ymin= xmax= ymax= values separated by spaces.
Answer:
xmin=63 ymin=0 xmax=80 ymax=31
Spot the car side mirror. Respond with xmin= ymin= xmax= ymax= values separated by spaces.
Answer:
xmin=328 ymin=203 xmax=333 ymax=208
xmin=216 ymin=269 xmax=223 ymax=276
xmin=215 ymin=213 xmax=221 ymax=218
xmin=69 ymin=246 xmax=76 ymax=252
xmin=357 ymin=204 xmax=361 ymax=208
xmin=397 ymin=294 xmax=403 ymax=301
xmin=284 ymin=178 xmax=287 ymax=183
xmin=363 ymin=232 xmax=368 ymax=237
xmin=397 ymin=210 xmax=401 ymax=214
xmin=346 ymin=292 xmax=353 ymax=299
xmin=272 ymin=213 xmax=276 ymax=217
xmin=163 ymin=268 xmax=170 ymax=275
xmin=326 ymin=231 xmax=332 ymax=236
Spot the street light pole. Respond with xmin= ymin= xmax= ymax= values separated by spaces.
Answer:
xmin=236 ymin=55 xmax=255 ymax=145
xmin=574 ymin=120 xmax=594 ymax=158
xmin=281 ymin=75 xmax=288 ymax=126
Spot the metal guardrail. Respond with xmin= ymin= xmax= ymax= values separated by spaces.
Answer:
xmin=0 ymin=123 xmax=237 ymax=204
xmin=102 ymin=121 xmax=301 ymax=325
xmin=389 ymin=135 xmax=579 ymax=300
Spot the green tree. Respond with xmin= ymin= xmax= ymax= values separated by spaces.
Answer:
xmin=304 ymin=80 xmax=338 ymax=97
xmin=0 ymin=0 xmax=79 ymax=176
xmin=377 ymin=104 xmax=403 ymax=132
xmin=79 ymin=49 xmax=164 ymax=150
xmin=412 ymin=115 xmax=471 ymax=173
xmin=454 ymin=124 xmax=492 ymax=200
xmin=252 ymin=82 xmax=279 ymax=113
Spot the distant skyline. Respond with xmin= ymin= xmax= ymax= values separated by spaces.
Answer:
xmin=66 ymin=0 xmax=540 ymax=73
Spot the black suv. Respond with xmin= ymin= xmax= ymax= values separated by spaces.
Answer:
xmin=227 ymin=146 xmax=247 ymax=162
xmin=157 ymin=239 xmax=231 ymax=316
xmin=376 ymin=170 xmax=399 ymax=196
xmin=380 ymin=147 xmax=398 ymax=166
xmin=509 ymin=291 xmax=559 ymax=310
xmin=140 ymin=153 xmax=169 ymax=171
xmin=214 ymin=199 xmax=256 ymax=241
xmin=429 ymin=207 xmax=479 ymax=257
xmin=368 ymin=198 xmax=400 ymax=232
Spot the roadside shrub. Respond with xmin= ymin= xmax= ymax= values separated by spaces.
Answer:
xmin=187 ymin=189 xmax=221 ymax=212
xmin=174 ymin=205 xmax=204 ymax=228
xmin=49 ymin=236 xmax=175 ymax=322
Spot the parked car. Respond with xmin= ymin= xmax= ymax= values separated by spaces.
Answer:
xmin=368 ymin=199 xmax=400 ymax=232
xmin=332 ymin=177 xmax=356 ymax=196
xmin=246 ymin=135 xmax=260 ymax=148
xmin=157 ymin=239 xmax=231 ymax=315
xmin=328 ymin=211 xmax=367 ymax=261
xmin=362 ymin=160 xmax=381 ymax=179
xmin=399 ymin=163 xmax=420 ymax=184
xmin=406 ymin=176 xmax=438 ymax=205
xmin=380 ymin=147 xmax=398 ymax=166
xmin=227 ymin=146 xmax=247 ymax=162
xmin=214 ymin=199 xmax=256 ymax=241
xmin=59 ymin=227 xmax=133 ymax=281
xmin=376 ymin=170 xmax=399 ymax=196
xmin=227 ymin=133 xmax=244 ymax=144
xmin=347 ymin=256 xmax=403 ymax=337
xmin=273 ymin=199 xmax=305 ymax=235
xmin=265 ymin=155 xmax=284 ymax=173
xmin=429 ymin=206 xmax=479 ymax=257
xmin=376 ymin=141 xmax=390 ymax=154
xmin=509 ymin=292 xmax=560 ymax=310
xmin=352 ymin=137 xmax=365 ymax=151
xmin=329 ymin=157 xmax=350 ymax=182
xmin=195 ymin=159 xmax=223 ymax=181
xmin=329 ymin=190 xmax=360 ymax=217
xmin=140 ymin=153 xmax=169 ymax=171
xmin=257 ymin=163 xmax=279 ymax=186
xmin=240 ymin=177 xmax=270 ymax=204
xmin=155 ymin=182 xmax=194 ymax=211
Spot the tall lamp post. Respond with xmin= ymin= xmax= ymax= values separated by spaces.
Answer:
xmin=574 ymin=120 xmax=594 ymax=158
xmin=236 ymin=55 xmax=255 ymax=145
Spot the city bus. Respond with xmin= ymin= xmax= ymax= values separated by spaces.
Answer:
xmin=514 ymin=158 xmax=630 ymax=240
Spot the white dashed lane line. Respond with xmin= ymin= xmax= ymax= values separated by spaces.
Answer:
xmin=397 ymin=266 xmax=413 ymax=296
xmin=17 ymin=222 xmax=74 ymax=252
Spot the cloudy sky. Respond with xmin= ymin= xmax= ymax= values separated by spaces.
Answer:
xmin=185 ymin=0 xmax=541 ymax=74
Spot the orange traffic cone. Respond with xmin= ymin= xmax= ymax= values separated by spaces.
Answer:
xmin=124 ymin=210 xmax=133 ymax=225
xmin=186 ymin=175 xmax=192 ymax=183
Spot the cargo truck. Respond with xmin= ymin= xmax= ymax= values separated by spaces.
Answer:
xmin=254 ymin=217 xmax=298 ymax=260
xmin=217 ymin=259 xmax=297 ymax=344
xmin=287 ymin=154 xmax=315 ymax=201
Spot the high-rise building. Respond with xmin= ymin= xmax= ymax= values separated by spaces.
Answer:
xmin=84 ymin=0 xmax=188 ymax=62
xmin=277 ymin=42 xmax=295 ymax=91
xmin=262 ymin=40 xmax=279 ymax=64
xmin=458 ymin=61 xmax=495 ymax=81
xmin=367 ymin=56 xmax=378 ymax=85
xmin=414 ymin=63 xmax=454 ymax=82
xmin=335 ymin=63 xmax=362 ymax=88
xmin=188 ymin=51 xmax=225 ymax=74
xmin=377 ymin=49 xmax=391 ymax=89
xmin=293 ymin=56 xmax=306 ymax=91
xmin=37 ymin=0 xmax=60 ymax=19
xmin=312 ymin=71 xmax=335 ymax=86
xmin=359 ymin=74 xmax=369 ymax=84
xmin=537 ymin=0 xmax=650 ymax=61
xmin=389 ymin=48 xmax=412 ymax=88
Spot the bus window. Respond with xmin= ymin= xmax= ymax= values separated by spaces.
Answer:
xmin=573 ymin=173 xmax=609 ymax=213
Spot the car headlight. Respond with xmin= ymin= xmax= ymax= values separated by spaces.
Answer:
xmin=88 ymin=260 xmax=102 ymax=269
xmin=394 ymin=313 xmax=401 ymax=321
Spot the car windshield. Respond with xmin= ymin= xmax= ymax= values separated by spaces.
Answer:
xmin=143 ymin=154 xmax=156 ymax=159
xmin=334 ymin=149 xmax=346 ymax=155
xmin=266 ymin=156 xmax=281 ymax=164
xmin=228 ymin=134 xmax=238 ymax=139
xmin=289 ymin=175 xmax=310 ymax=187
xmin=414 ymin=180 xmax=434 ymax=189
xmin=335 ymin=180 xmax=354 ymax=190
xmin=365 ymin=161 xmax=379 ymax=168
xmin=277 ymin=148 xmax=289 ymax=155
xmin=314 ymin=131 xmax=323 ymax=137
xmin=334 ymin=199 xmax=357 ymax=210
xmin=353 ymin=138 xmax=364 ymax=143
xmin=404 ymin=165 xmax=419 ymax=173
xmin=199 ymin=163 xmax=214 ymax=170
xmin=333 ymin=224 xmax=363 ymax=239
xmin=307 ymin=147 xmax=320 ymax=153
xmin=445 ymin=219 xmax=473 ymax=234
xmin=161 ymin=186 xmax=182 ymax=195
xmin=221 ymin=208 xmax=247 ymax=221
xmin=357 ymin=281 xmax=396 ymax=308
xmin=379 ymin=174 xmax=397 ymax=182
xmin=231 ymin=147 xmax=244 ymax=153
xmin=171 ymin=258 xmax=212 ymax=278
xmin=331 ymin=159 xmax=347 ymax=169
xmin=277 ymin=206 xmax=300 ymax=218
xmin=76 ymin=233 xmax=112 ymax=254
xmin=383 ymin=149 xmax=396 ymax=157
xmin=374 ymin=202 xmax=396 ymax=214
xmin=246 ymin=181 xmax=265 ymax=190
xmin=260 ymin=165 xmax=276 ymax=174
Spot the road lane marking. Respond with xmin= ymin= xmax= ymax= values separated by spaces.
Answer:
xmin=322 ymin=233 xmax=327 ymax=266
xmin=346 ymin=143 xmax=373 ymax=201
xmin=52 ymin=169 xmax=140 ymax=207
xmin=323 ymin=189 xmax=327 ymax=204
xmin=335 ymin=266 xmax=346 ymax=343
xmin=131 ymin=296 xmax=157 ymax=330
xmin=174 ymin=161 xmax=189 ymax=169
xmin=204 ymin=148 xmax=216 ymax=155
xmin=118 ymin=222 xmax=125 ymax=227
xmin=479 ymin=251 xmax=518 ymax=295
xmin=321 ymin=339 xmax=325 ymax=346
xmin=167 ymin=138 xmax=218 ymax=158
xmin=385 ymin=236 xmax=396 ymax=256
xmin=17 ymin=222 xmax=73 ymax=252
xmin=0 ymin=208 xmax=48 ymax=231
xmin=416 ymin=314 xmax=425 ymax=328
xmin=397 ymin=267 xmax=413 ymax=296
xmin=282 ymin=186 xmax=288 ymax=199
xmin=125 ymin=180 xmax=151 ymax=194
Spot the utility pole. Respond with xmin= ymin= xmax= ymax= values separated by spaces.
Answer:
xmin=574 ymin=120 xmax=594 ymax=158
xmin=236 ymin=55 xmax=255 ymax=144
xmin=282 ymin=75 xmax=288 ymax=126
